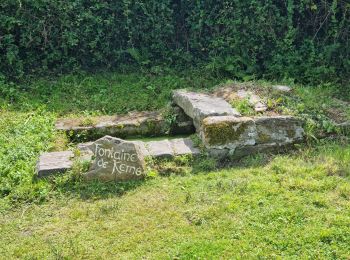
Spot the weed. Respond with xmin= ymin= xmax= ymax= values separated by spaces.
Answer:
xmin=231 ymin=98 xmax=255 ymax=116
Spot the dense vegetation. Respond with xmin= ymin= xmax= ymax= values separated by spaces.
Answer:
xmin=0 ymin=1 xmax=350 ymax=258
xmin=1 ymin=0 xmax=349 ymax=84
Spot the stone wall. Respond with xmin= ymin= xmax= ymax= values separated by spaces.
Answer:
xmin=172 ymin=90 xmax=305 ymax=159
xmin=56 ymin=107 xmax=195 ymax=141
xmin=200 ymin=115 xmax=304 ymax=158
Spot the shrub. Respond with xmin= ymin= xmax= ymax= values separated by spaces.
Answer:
xmin=0 ymin=0 xmax=349 ymax=84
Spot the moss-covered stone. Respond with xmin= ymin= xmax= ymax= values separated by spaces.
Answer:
xmin=56 ymin=110 xmax=194 ymax=142
xmin=254 ymin=116 xmax=304 ymax=144
xmin=201 ymin=116 xmax=256 ymax=148
xmin=257 ymin=132 xmax=271 ymax=143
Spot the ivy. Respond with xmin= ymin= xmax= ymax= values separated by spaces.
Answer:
xmin=0 ymin=0 xmax=349 ymax=84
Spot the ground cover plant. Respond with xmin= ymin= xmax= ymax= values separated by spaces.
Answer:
xmin=0 ymin=68 xmax=349 ymax=258
xmin=0 ymin=139 xmax=349 ymax=258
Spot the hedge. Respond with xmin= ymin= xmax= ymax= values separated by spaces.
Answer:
xmin=0 ymin=0 xmax=349 ymax=84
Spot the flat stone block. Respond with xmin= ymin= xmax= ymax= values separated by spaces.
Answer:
xmin=208 ymin=148 xmax=230 ymax=159
xmin=146 ymin=140 xmax=174 ymax=158
xmin=37 ymin=151 xmax=74 ymax=177
xmin=131 ymin=140 xmax=151 ymax=157
xmin=200 ymin=116 xmax=257 ymax=149
xmin=56 ymin=110 xmax=194 ymax=140
xmin=77 ymin=142 xmax=94 ymax=152
xmin=254 ymin=116 xmax=304 ymax=145
xmin=170 ymin=138 xmax=200 ymax=156
xmin=173 ymin=90 xmax=240 ymax=130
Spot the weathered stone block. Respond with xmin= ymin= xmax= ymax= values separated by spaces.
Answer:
xmin=207 ymin=148 xmax=230 ymax=159
xmin=84 ymin=136 xmax=146 ymax=182
xmin=130 ymin=140 xmax=151 ymax=157
xmin=170 ymin=138 xmax=200 ymax=156
xmin=146 ymin=140 xmax=174 ymax=158
xmin=173 ymin=90 xmax=240 ymax=130
xmin=200 ymin=116 xmax=257 ymax=149
xmin=77 ymin=142 xmax=93 ymax=152
xmin=254 ymin=116 xmax=304 ymax=145
xmin=56 ymin=110 xmax=195 ymax=141
xmin=37 ymin=151 xmax=74 ymax=177
xmin=78 ymin=137 xmax=201 ymax=160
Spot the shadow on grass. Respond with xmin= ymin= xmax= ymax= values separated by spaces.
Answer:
xmin=58 ymin=180 xmax=145 ymax=200
xmin=220 ymin=153 xmax=274 ymax=169
xmin=42 ymin=145 xmax=310 ymax=202
xmin=150 ymin=152 xmax=275 ymax=179
xmin=47 ymin=172 xmax=146 ymax=201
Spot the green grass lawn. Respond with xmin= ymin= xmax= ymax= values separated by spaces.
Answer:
xmin=0 ymin=70 xmax=350 ymax=258
xmin=1 ymin=142 xmax=350 ymax=259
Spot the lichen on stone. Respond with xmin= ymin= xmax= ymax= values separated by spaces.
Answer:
xmin=257 ymin=132 xmax=271 ymax=143
xmin=202 ymin=116 xmax=256 ymax=147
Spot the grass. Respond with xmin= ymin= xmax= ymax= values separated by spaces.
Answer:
xmin=0 ymin=141 xmax=350 ymax=258
xmin=1 ymin=70 xmax=221 ymax=116
xmin=0 ymin=110 xmax=56 ymax=207
xmin=0 ymin=69 xmax=350 ymax=258
xmin=0 ymin=69 xmax=221 ymax=207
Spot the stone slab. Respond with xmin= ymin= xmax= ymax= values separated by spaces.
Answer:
xmin=208 ymin=142 xmax=293 ymax=159
xmin=173 ymin=90 xmax=240 ymax=130
xmin=130 ymin=140 xmax=151 ymax=157
xmin=37 ymin=151 xmax=74 ymax=177
xmin=56 ymin=109 xmax=194 ymax=141
xmin=169 ymin=138 xmax=200 ymax=156
xmin=77 ymin=142 xmax=94 ymax=152
xmin=231 ymin=143 xmax=286 ymax=159
xmin=146 ymin=140 xmax=174 ymax=158
xmin=78 ymin=138 xmax=201 ymax=159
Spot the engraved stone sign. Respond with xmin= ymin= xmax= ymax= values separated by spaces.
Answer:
xmin=84 ymin=136 xmax=146 ymax=181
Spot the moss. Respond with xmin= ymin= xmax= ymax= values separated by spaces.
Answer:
xmin=117 ymin=124 xmax=125 ymax=129
xmin=146 ymin=120 xmax=161 ymax=135
xmin=204 ymin=120 xmax=250 ymax=146
xmin=79 ymin=117 xmax=97 ymax=127
xmin=149 ymin=156 xmax=193 ymax=176
xmin=257 ymin=132 xmax=271 ymax=143
xmin=287 ymin=128 xmax=296 ymax=138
